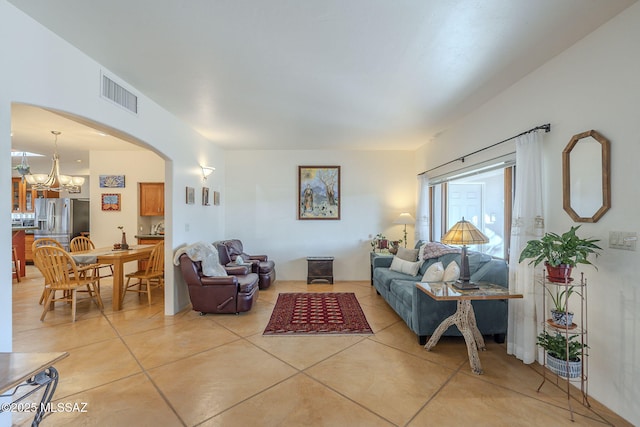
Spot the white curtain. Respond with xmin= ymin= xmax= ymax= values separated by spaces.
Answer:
xmin=415 ymin=174 xmax=430 ymax=242
xmin=507 ymin=130 xmax=545 ymax=364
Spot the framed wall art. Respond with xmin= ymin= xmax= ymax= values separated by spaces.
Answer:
xmin=101 ymin=193 xmax=121 ymax=211
xmin=186 ymin=187 xmax=195 ymax=205
xmin=202 ymin=187 xmax=210 ymax=206
xmin=213 ymin=191 xmax=220 ymax=206
xmin=99 ymin=175 xmax=125 ymax=188
xmin=298 ymin=165 xmax=340 ymax=220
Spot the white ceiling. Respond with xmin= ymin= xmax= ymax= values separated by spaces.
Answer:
xmin=11 ymin=104 xmax=147 ymax=175
xmin=9 ymin=0 xmax=636 ymax=163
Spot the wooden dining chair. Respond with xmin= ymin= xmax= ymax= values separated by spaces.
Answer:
xmin=33 ymin=238 xmax=96 ymax=304
xmin=11 ymin=246 xmax=21 ymax=283
xmin=122 ymin=241 xmax=164 ymax=306
xmin=33 ymin=238 xmax=65 ymax=305
xmin=32 ymin=238 xmax=64 ymax=251
xmin=69 ymin=236 xmax=113 ymax=291
xmin=33 ymin=245 xmax=104 ymax=322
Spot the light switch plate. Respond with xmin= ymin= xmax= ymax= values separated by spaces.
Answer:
xmin=609 ymin=231 xmax=637 ymax=251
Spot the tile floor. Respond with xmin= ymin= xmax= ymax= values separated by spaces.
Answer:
xmin=10 ymin=266 xmax=631 ymax=426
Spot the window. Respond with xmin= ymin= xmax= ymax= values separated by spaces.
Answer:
xmin=429 ymin=166 xmax=513 ymax=259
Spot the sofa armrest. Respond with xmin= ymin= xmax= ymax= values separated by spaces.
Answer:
xmin=225 ymin=265 xmax=251 ymax=275
xmin=470 ymin=259 xmax=508 ymax=288
xmin=372 ymin=254 xmax=394 ymax=269
xmin=249 ymin=255 xmax=268 ymax=262
xmin=200 ymin=276 xmax=238 ymax=286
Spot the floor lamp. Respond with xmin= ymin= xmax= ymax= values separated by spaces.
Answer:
xmin=440 ymin=217 xmax=489 ymax=290
xmin=393 ymin=213 xmax=415 ymax=248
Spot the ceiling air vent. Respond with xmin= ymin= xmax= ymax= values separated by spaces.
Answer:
xmin=101 ymin=73 xmax=138 ymax=114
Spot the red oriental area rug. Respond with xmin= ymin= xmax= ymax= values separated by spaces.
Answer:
xmin=263 ymin=293 xmax=373 ymax=335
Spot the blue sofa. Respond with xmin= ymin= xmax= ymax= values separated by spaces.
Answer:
xmin=372 ymin=243 xmax=509 ymax=345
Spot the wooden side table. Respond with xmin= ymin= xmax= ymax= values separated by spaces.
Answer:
xmin=307 ymin=257 xmax=334 ymax=284
xmin=416 ymin=282 xmax=522 ymax=374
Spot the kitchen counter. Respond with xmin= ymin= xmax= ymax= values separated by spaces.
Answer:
xmin=11 ymin=226 xmax=38 ymax=231
xmin=135 ymin=234 xmax=164 ymax=240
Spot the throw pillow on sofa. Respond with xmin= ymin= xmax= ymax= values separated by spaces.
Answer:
xmin=443 ymin=261 xmax=460 ymax=282
xmin=397 ymin=247 xmax=419 ymax=261
xmin=390 ymin=256 xmax=421 ymax=276
xmin=421 ymin=261 xmax=444 ymax=282
xmin=421 ymin=242 xmax=461 ymax=260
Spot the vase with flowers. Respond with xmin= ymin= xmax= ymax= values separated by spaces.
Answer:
xmin=117 ymin=226 xmax=129 ymax=250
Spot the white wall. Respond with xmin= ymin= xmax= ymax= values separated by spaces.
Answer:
xmin=225 ymin=150 xmax=417 ymax=281
xmin=0 ymin=0 xmax=227 ymax=351
xmin=89 ymin=151 xmax=164 ymax=256
xmin=417 ymin=4 xmax=640 ymax=424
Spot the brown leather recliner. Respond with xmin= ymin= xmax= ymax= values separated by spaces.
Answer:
xmin=178 ymin=254 xmax=259 ymax=314
xmin=214 ymin=239 xmax=276 ymax=289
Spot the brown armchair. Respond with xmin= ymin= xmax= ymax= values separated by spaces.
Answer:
xmin=178 ymin=254 xmax=259 ymax=315
xmin=214 ymin=239 xmax=276 ymax=289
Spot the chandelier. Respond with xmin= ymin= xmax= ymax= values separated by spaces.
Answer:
xmin=24 ymin=131 xmax=85 ymax=192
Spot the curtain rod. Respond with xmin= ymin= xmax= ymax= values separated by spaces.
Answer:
xmin=418 ymin=123 xmax=551 ymax=176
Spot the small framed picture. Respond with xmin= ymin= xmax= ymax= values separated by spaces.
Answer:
xmin=202 ymin=187 xmax=210 ymax=206
xmin=186 ymin=187 xmax=195 ymax=205
xmin=99 ymin=175 xmax=125 ymax=188
xmin=213 ymin=191 xmax=220 ymax=206
xmin=101 ymin=193 xmax=121 ymax=211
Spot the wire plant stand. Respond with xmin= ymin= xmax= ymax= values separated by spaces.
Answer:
xmin=537 ymin=271 xmax=589 ymax=421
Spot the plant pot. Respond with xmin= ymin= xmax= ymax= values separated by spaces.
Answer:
xmin=545 ymin=263 xmax=573 ymax=283
xmin=377 ymin=239 xmax=388 ymax=250
xmin=546 ymin=353 xmax=582 ymax=378
xmin=550 ymin=310 xmax=574 ymax=326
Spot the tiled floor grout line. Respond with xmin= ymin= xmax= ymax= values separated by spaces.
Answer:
xmin=232 ymin=289 xmax=449 ymax=427
xmin=518 ymin=371 xmax=615 ymax=426
xmin=13 ymin=273 xmax=630 ymax=426
xmin=99 ymin=304 xmax=189 ymax=427
xmin=403 ymin=361 xmax=464 ymax=427
xmin=298 ymin=371 xmax=400 ymax=427
xmin=192 ymin=296 xmax=398 ymax=425
xmin=357 ymin=294 xmax=615 ymax=425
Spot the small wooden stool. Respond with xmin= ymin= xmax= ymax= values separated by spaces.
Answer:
xmin=12 ymin=246 xmax=20 ymax=283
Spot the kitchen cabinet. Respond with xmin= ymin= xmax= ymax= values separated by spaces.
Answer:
xmin=137 ymin=237 xmax=163 ymax=270
xmin=139 ymin=182 xmax=164 ymax=216
xmin=11 ymin=230 xmax=26 ymax=277
xmin=40 ymin=190 xmax=60 ymax=199
xmin=25 ymin=234 xmax=35 ymax=264
xmin=12 ymin=178 xmax=37 ymax=213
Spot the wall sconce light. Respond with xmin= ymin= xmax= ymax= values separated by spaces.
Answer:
xmin=201 ymin=166 xmax=215 ymax=181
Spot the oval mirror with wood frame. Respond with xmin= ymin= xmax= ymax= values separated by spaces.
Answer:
xmin=562 ymin=129 xmax=610 ymax=222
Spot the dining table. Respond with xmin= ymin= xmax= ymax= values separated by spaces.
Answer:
xmin=70 ymin=245 xmax=154 ymax=311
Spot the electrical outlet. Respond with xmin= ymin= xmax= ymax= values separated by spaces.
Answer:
xmin=185 ymin=223 xmax=190 ymax=232
xmin=609 ymin=231 xmax=637 ymax=251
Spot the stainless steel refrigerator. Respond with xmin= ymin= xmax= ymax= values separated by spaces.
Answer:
xmin=35 ymin=198 xmax=90 ymax=250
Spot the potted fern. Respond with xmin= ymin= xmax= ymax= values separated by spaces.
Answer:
xmin=536 ymin=331 xmax=588 ymax=378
